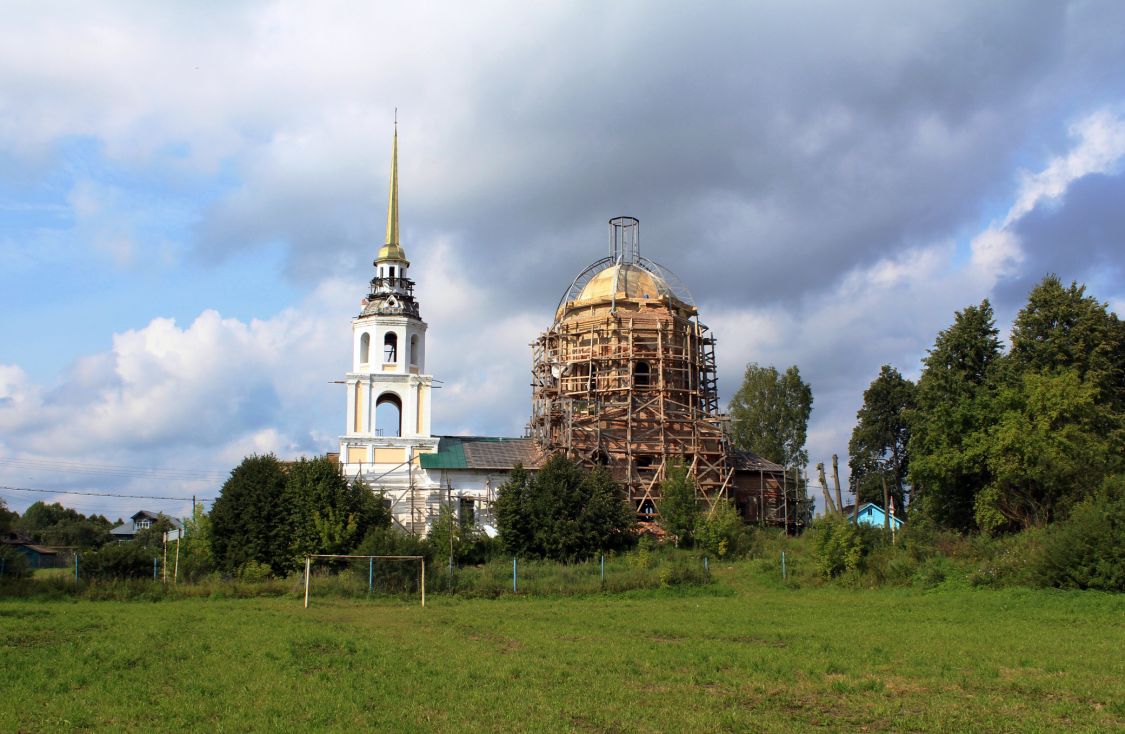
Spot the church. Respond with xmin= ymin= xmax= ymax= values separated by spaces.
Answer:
xmin=337 ymin=129 xmax=790 ymax=536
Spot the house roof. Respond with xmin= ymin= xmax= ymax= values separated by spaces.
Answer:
xmin=729 ymin=450 xmax=786 ymax=473
xmin=111 ymin=512 xmax=183 ymax=536
xmin=420 ymin=436 xmax=545 ymax=471
xmin=20 ymin=544 xmax=57 ymax=556
xmin=839 ymin=502 xmax=906 ymax=523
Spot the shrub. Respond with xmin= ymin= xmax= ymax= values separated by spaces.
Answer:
xmin=1032 ymin=474 xmax=1125 ymax=591
xmin=696 ymin=500 xmax=745 ymax=558
xmin=81 ymin=543 xmax=159 ymax=580
xmin=495 ymin=457 xmax=635 ymax=562
xmin=0 ymin=545 xmax=32 ymax=580
xmin=810 ymin=515 xmax=884 ymax=578
xmin=966 ymin=530 xmax=1043 ymax=588
xmin=657 ymin=461 xmax=698 ymax=547
xmin=237 ymin=560 xmax=273 ymax=582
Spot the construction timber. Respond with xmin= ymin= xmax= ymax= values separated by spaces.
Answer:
xmin=529 ymin=217 xmax=793 ymax=524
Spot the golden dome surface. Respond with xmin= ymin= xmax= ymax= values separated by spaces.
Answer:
xmin=575 ymin=264 xmax=668 ymax=303
xmin=377 ymin=242 xmax=409 ymax=263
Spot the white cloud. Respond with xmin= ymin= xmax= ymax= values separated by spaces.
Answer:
xmin=2 ymin=2 xmax=1125 ymax=519
xmin=0 ymin=279 xmax=355 ymax=506
xmin=1006 ymin=109 xmax=1125 ymax=225
xmin=970 ymin=227 xmax=1024 ymax=281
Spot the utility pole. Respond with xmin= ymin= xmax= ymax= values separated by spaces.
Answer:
xmin=782 ymin=466 xmax=789 ymax=534
xmin=817 ymin=462 xmax=836 ymax=514
xmin=831 ymin=454 xmax=844 ymax=516
xmin=409 ymin=445 xmax=417 ymax=536
xmin=882 ymin=474 xmax=890 ymax=532
xmin=448 ymin=480 xmax=454 ymax=574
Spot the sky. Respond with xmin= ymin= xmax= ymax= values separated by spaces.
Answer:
xmin=2 ymin=1 xmax=1124 ymax=521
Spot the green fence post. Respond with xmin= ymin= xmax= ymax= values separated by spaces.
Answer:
xmin=512 ymin=558 xmax=518 ymax=593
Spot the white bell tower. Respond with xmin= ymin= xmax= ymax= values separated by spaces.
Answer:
xmin=340 ymin=125 xmax=437 ymax=503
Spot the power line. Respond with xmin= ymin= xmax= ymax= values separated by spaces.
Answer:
xmin=0 ymin=457 xmax=226 ymax=481
xmin=0 ymin=485 xmax=212 ymax=502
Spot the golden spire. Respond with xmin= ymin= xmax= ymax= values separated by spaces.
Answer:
xmin=377 ymin=114 xmax=408 ymax=263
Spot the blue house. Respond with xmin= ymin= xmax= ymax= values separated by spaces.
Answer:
xmin=840 ymin=502 xmax=905 ymax=530
xmin=110 ymin=511 xmax=183 ymax=542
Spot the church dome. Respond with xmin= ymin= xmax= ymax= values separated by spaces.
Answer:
xmin=554 ymin=217 xmax=695 ymax=321
xmin=574 ymin=263 xmax=669 ymax=303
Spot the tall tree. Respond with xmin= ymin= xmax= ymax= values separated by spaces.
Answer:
xmin=908 ymin=300 xmax=1002 ymax=531
xmin=1009 ymin=274 xmax=1125 ymax=439
xmin=210 ymin=454 xmax=290 ymax=575
xmin=969 ymin=275 xmax=1125 ymax=531
xmin=656 ymin=461 xmax=698 ymax=547
xmin=494 ymin=455 xmax=634 ymax=561
xmin=1010 ymin=276 xmax=1124 ymax=393
xmin=18 ymin=501 xmax=112 ymax=548
xmin=848 ymin=365 xmax=916 ymax=512
xmin=284 ymin=457 xmax=389 ymax=559
xmin=729 ymin=363 xmax=813 ymax=470
xmin=975 ymin=369 xmax=1110 ymax=532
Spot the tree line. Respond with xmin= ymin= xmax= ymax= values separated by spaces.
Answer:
xmin=847 ymin=274 xmax=1123 ymax=535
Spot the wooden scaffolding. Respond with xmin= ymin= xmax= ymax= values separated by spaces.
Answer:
xmin=528 ymin=217 xmax=744 ymax=518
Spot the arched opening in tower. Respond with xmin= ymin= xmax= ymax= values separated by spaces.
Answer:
xmin=359 ymin=332 xmax=370 ymax=364
xmin=383 ymin=332 xmax=398 ymax=363
xmin=376 ymin=393 xmax=402 ymax=437
xmin=409 ymin=334 xmax=418 ymax=365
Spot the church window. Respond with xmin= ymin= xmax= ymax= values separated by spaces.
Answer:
xmin=634 ymin=361 xmax=651 ymax=387
xmin=389 ymin=266 xmax=396 ymax=280
xmin=384 ymin=332 xmax=398 ymax=363
xmin=459 ymin=498 xmax=475 ymax=526
xmin=376 ymin=393 xmax=402 ymax=437
xmin=359 ymin=333 xmax=370 ymax=364
xmin=410 ymin=334 xmax=418 ymax=365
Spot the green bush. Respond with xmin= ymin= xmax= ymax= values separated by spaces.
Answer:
xmin=0 ymin=545 xmax=32 ymax=580
xmin=1032 ymin=474 xmax=1125 ymax=591
xmin=237 ymin=560 xmax=273 ymax=582
xmin=810 ymin=515 xmax=885 ymax=578
xmin=81 ymin=543 xmax=159 ymax=580
xmin=965 ymin=530 xmax=1043 ymax=587
xmin=696 ymin=500 xmax=745 ymax=558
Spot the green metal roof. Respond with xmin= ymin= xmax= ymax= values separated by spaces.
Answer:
xmin=419 ymin=436 xmax=469 ymax=469
xmin=419 ymin=436 xmax=541 ymax=470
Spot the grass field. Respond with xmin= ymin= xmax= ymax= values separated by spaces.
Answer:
xmin=2 ymin=564 xmax=1122 ymax=733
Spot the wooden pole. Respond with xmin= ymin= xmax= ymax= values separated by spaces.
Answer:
xmin=817 ymin=462 xmax=836 ymax=514
xmin=173 ymin=535 xmax=180 ymax=584
xmin=782 ymin=467 xmax=789 ymax=534
xmin=890 ymin=495 xmax=897 ymax=545
xmin=162 ymin=536 xmax=167 ymax=585
xmin=303 ymin=556 xmax=311 ymax=609
xmin=831 ymin=454 xmax=844 ymax=516
xmin=882 ymin=475 xmax=890 ymax=532
xmin=758 ymin=468 xmax=765 ymax=526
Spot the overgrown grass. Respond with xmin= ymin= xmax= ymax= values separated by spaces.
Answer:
xmin=1 ymin=564 xmax=1121 ymax=732
xmin=0 ymin=548 xmax=714 ymax=602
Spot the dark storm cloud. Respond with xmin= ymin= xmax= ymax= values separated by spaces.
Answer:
xmin=189 ymin=1 xmax=1125 ymax=322
xmin=996 ymin=171 xmax=1125 ymax=307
